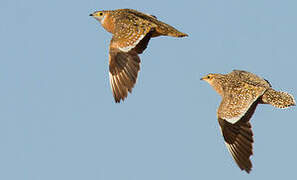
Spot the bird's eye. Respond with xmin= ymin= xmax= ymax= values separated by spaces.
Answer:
xmin=99 ymin=12 xmax=103 ymax=16
xmin=207 ymin=75 xmax=211 ymax=79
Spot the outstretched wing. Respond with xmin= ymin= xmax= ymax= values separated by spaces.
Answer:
xmin=109 ymin=47 xmax=140 ymax=103
xmin=218 ymin=99 xmax=259 ymax=173
xmin=217 ymin=84 xmax=264 ymax=173
xmin=108 ymin=18 xmax=153 ymax=103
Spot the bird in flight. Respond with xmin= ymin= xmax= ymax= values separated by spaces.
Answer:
xmin=201 ymin=70 xmax=295 ymax=173
xmin=90 ymin=9 xmax=188 ymax=103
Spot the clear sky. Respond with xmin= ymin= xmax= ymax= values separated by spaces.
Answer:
xmin=1 ymin=0 xmax=296 ymax=179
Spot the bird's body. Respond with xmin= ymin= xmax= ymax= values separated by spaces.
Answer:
xmin=90 ymin=9 xmax=187 ymax=102
xmin=201 ymin=70 xmax=295 ymax=173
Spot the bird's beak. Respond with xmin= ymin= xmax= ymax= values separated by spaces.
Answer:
xmin=89 ymin=13 xmax=93 ymax=16
xmin=200 ymin=75 xmax=209 ymax=81
xmin=200 ymin=76 xmax=206 ymax=81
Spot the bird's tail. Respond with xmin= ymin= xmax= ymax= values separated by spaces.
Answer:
xmin=261 ymin=88 xmax=296 ymax=108
xmin=153 ymin=21 xmax=188 ymax=38
xmin=166 ymin=26 xmax=188 ymax=37
xmin=168 ymin=30 xmax=188 ymax=37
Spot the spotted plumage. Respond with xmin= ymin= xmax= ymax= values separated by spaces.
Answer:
xmin=201 ymin=70 xmax=295 ymax=173
xmin=90 ymin=9 xmax=188 ymax=102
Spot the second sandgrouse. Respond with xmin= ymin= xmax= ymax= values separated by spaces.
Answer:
xmin=90 ymin=9 xmax=188 ymax=103
xmin=201 ymin=70 xmax=295 ymax=173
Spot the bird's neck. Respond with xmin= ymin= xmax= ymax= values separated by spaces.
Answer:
xmin=210 ymin=80 xmax=224 ymax=97
xmin=101 ymin=14 xmax=115 ymax=34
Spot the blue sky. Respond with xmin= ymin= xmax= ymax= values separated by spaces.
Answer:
xmin=1 ymin=0 xmax=296 ymax=179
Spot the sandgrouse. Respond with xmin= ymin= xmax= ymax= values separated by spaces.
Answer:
xmin=90 ymin=9 xmax=187 ymax=103
xmin=201 ymin=70 xmax=295 ymax=173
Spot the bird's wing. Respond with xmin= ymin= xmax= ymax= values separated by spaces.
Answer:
xmin=108 ymin=22 xmax=153 ymax=103
xmin=125 ymin=9 xmax=158 ymax=20
xmin=108 ymin=46 xmax=140 ymax=103
xmin=231 ymin=70 xmax=271 ymax=88
xmin=217 ymin=83 xmax=265 ymax=173
xmin=218 ymin=99 xmax=257 ymax=173
xmin=217 ymin=84 xmax=266 ymax=124
xmin=112 ymin=14 xmax=154 ymax=53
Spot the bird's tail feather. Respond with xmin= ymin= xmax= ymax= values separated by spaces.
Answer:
xmin=261 ymin=88 xmax=296 ymax=108
xmin=154 ymin=21 xmax=188 ymax=37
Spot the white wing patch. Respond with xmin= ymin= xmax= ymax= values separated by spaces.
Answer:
xmin=109 ymin=72 xmax=116 ymax=97
xmin=225 ymin=142 xmax=237 ymax=162
xmin=226 ymin=117 xmax=242 ymax=124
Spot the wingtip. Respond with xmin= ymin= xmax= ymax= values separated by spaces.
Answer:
xmin=243 ymin=167 xmax=252 ymax=174
xmin=115 ymin=100 xmax=121 ymax=103
xmin=114 ymin=97 xmax=123 ymax=103
xmin=114 ymin=97 xmax=126 ymax=103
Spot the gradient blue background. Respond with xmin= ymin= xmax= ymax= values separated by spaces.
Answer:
xmin=1 ymin=0 xmax=296 ymax=179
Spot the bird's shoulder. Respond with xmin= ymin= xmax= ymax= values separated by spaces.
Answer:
xmin=114 ymin=9 xmax=158 ymax=27
xmin=229 ymin=70 xmax=271 ymax=89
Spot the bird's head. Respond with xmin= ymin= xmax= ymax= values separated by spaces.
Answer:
xmin=200 ymin=73 xmax=217 ymax=84
xmin=201 ymin=73 xmax=225 ymax=96
xmin=90 ymin=11 xmax=108 ymax=23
